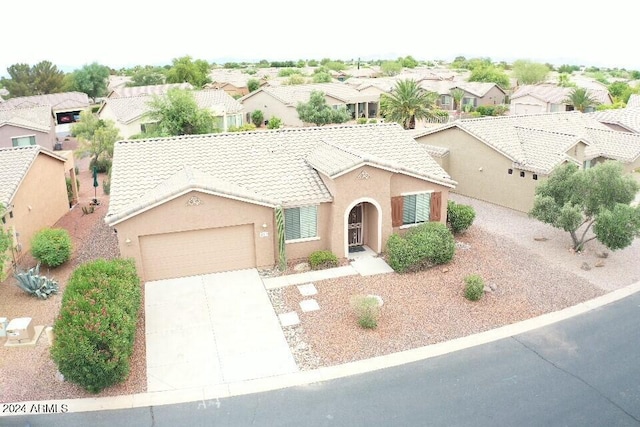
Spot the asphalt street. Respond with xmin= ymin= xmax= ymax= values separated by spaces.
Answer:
xmin=5 ymin=291 xmax=640 ymax=427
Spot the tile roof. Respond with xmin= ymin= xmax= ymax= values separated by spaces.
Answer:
xmin=413 ymin=111 xmax=633 ymax=174
xmin=100 ymin=89 xmax=243 ymax=124
xmin=242 ymin=83 xmax=379 ymax=105
xmin=627 ymin=94 xmax=640 ymax=108
xmin=0 ymin=106 xmax=52 ymax=132
xmin=0 ymin=92 xmax=90 ymax=111
xmin=511 ymin=84 xmax=611 ymax=104
xmin=106 ymin=123 xmax=456 ymax=225
xmin=583 ymin=127 xmax=640 ymax=163
xmin=108 ymin=83 xmax=193 ymax=98
xmin=0 ymin=145 xmax=66 ymax=206
xmin=586 ymin=107 xmax=640 ymax=133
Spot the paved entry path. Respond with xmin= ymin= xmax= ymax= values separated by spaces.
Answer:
xmin=145 ymin=269 xmax=298 ymax=392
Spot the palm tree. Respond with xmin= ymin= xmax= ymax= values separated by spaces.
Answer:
xmin=450 ymin=88 xmax=465 ymax=115
xmin=564 ymin=87 xmax=598 ymax=112
xmin=380 ymin=79 xmax=439 ymax=129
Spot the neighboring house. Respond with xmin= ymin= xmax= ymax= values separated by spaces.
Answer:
xmin=510 ymin=84 xmax=613 ymax=115
xmin=98 ymin=89 xmax=244 ymax=137
xmin=0 ymin=106 xmax=56 ymax=150
xmin=412 ymin=111 xmax=640 ymax=213
xmin=0 ymin=92 xmax=91 ymax=126
xmin=0 ymin=145 xmax=69 ymax=272
xmin=627 ymin=94 xmax=640 ymax=108
xmin=586 ymin=107 xmax=640 ymax=133
xmin=107 ymin=83 xmax=193 ymax=99
xmin=207 ymin=70 xmax=267 ymax=97
xmin=239 ymin=83 xmax=381 ymax=127
xmin=105 ymin=123 xmax=456 ymax=281
xmin=429 ymin=82 xmax=507 ymax=111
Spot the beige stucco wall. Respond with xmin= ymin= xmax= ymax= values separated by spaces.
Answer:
xmin=5 ymin=154 xmax=68 ymax=262
xmin=416 ymin=128 xmax=541 ymax=212
xmin=241 ymin=91 xmax=302 ymax=127
xmin=98 ymin=104 xmax=140 ymax=139
xmin=0 ymin=125 xmax=56 ymax=150
xmin=284 ymin=203 xmax=332 ymax=262
xmin=114 ymin=191 xmax=276 ymax=281
xmin=510 ymin=95 xmax=547 ymax=115
xmin=479 ymin=86 xmax=506 ymax=106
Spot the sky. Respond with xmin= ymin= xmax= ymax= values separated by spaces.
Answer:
xmin=1 ymin=0 xmax=637 ymax=78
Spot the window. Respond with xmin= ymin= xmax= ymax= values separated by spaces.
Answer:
xmin=284 ymin=206 xmax=317 ymax=241
xmin=462 ymin=97 xmax=477 ymax=108
xmin=140 ymin=123 xmax=158 ymax=134
xmin=440 ymin=95 xmax=452 ymax=107
xmin=402 ymin=193 xmax=431 ymax=225
xmin=583 ymin=159 xmax=592 ymax=169
xmin=533 ymin=174 xmax=538 ymax=180
xmin=520 ymin=171 xmax=525 ymax=178
xmin=11 ymin=135 xmax=36 ymax=147
xmin=508 ymin=168 xmax=513 ymax=175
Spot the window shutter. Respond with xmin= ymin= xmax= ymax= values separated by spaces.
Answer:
xmin=403 ymin=195 xmax=416 ymax=225
xmin=391 ymin=196 xmax=403 ymax=227
xmin=430 ymin=191 xmax=442 ymax=221
xmin=415 ymin=193 xmax=430 ymax=223
xmin=284 ymin=208 xmax=300 ymax=240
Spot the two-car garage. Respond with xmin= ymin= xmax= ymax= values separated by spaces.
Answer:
xmin=139 ymin=224 xmax=257 ymax=281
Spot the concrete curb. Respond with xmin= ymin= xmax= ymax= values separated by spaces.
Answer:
xmin=3 ymin=280 xmax=639 ymax=416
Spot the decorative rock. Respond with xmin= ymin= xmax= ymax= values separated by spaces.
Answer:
xmin=534 ymin=236 xmax=549 ymax=242
xmin=595 ymin=260 xmax=605 ymax=268
xmin=55 ymin=371 xmax=65 ymax=382
xmin=596 ymin=251 xmax=609 ymax=259
xmin=581 ymin=262 xmax=591 ymax=271
xmin=442 ymin=267 xmax=449 ymax=273
xmin=293 ymin=262 xmax=311 ymax=272
xmin=483 ymin=285 xmax=493 ymax=293
xmin=455 ymin=241 xmax=471 ymax=250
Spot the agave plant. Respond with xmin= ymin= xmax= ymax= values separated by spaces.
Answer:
xmin=14 ymin=263 xmax=59 ymax=299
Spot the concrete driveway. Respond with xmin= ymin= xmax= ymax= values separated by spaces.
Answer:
xmin=145 ymin=269 xmax=298 ymax=392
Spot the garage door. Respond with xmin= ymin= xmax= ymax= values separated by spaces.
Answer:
xmin=140 ymin=224 xmax=256 ymax=281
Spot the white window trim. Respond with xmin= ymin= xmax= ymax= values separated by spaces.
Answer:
xmin=400 ymin=190 xmax=434 ymax=196
xmin=285 ymin=236 xmax=321 ymax=244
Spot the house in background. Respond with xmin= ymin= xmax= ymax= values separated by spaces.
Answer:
xmin=239 ymin=83 xmax=381 ymax=127
xmin=510 ymin=84 xmax=613 ymax=115
xmin=426 ymin=81 xmax=507 ymax=112
xmin=207 ymin=69 xmax=267 ymax=97
xmin=413 ymin=111 xmax=640 ymax=213
xmin=0 ymin=145 xmax=69 ymax=273
xmin=0 ymin=92 xmax=91 ymax=138
xmin=107 ymin=82 xmax=193 ymax=99
xmin=586 ymin=105 xmax=640 ymax=133
xmin=98 ymin=89 xmax=244 ymax=138
xmin=105 ymin=123 xmax=456 ymax=281
xmin=0 ymin=106 xmax=56 ymax=150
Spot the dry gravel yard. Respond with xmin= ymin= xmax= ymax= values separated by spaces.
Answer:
xmin=2 ymin=186 xmax=639 ymax=403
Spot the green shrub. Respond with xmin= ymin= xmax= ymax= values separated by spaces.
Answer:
xmin=447 ymin=201 xmax=476 ymax=234
xmin=308 ymin=250 xmax=338 ymax=270
xmin=267 ymin=116 xmax=282 ymax=129
xmin=368 ymin=118 xmax=377 ymax=124
xmin=350 ymin=295 xmax=380 ymax=329
xmin=385 ymin=233 xmax=419 ymax=273
xmin=357 ymin=117 xmax=368 ymax=124
xmin=228 ymin=123 xmax=257 ymax=132
xmin=251 ymin=110 xmax=264 ymax=127
xmin=51 ymin=259 xmax=141 ymax=393
xmin=464 ymin=274 xmax=485 ymax=301
xmin=89 ymin=157 xmax=112 ymax=174
xmin=405 ymin=222 xmax=456 ymax=265
xmin=31 ymin=228 xmax=72 ymax=268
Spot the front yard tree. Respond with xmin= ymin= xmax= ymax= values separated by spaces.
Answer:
xmin=72 ymin=111 xmax=120 ymax=166
xmin=564 ymin=87 xmax=599 ymax=112
xmin=145 ymin=88 xmax=217 ymax=136
xmin=70 ymin=62 xmax=111 ymax=102
xmin=296 ymin=91 xmax=350 ymax=126
xmin=381 ymin=79 xmax=439 ymax=129
xmin=468 ymin=65 xmax=511 ymax=90
xmin=529 ymin=161 xmax=640 ymax=251
xmin=512 ymin=60 xmax=550 ymax=85
xmin=166 ymin=56 xmax=211 ymax=88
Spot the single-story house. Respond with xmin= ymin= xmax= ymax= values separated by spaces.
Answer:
xmin=105 ymin=123 xmax=456 ymax=281
xmin=0 ymin=106 xmax=56 ymax=150
xmin=586 ymin=106 xmax=640 ymax=133
xmin=510 ymin=84 xmax=613 ymax=115
xmin=431 ymin=82 xmax=507 ymax=111
xmin=98 ymin=89 xmax=244 ymax=138
xmin=0 ymin=145 xmax=69 ymax=273
xmin=0 ymin=92 xmax=91 ymax=126
xmin=239 ymin=83 xmax=381 ymax=127
xmin=106 ymin=82 xmax=193 ymax=99
xmin=206 ymin=70 xmax=268 ymax=97
xmin=412 ymin=111 xmax=640 ymax=213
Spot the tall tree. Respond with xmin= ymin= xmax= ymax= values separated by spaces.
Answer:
xmin=564 ymin=87 xmax=599 ymax=112
xmin=144 ymin=88 xmax=218 ymax=136
xmin=450 ymin=88 xmax=465 ymax=114
xmin=512 ymin=60 xmax=550 ymax=84
xmin=70 ymin=63 xmax=110 ymax=102
xmin=468 ymin=65 xmax=511 ymax=89
xmin=126 ymin=67 xmax=166 ymax=87
xmin=166 ymin=56 xmax=211 ymax=88
xmin=529 ymin=161 xmax=640 ymax=251
xmin=1 ymin=61 xmax=67 ymax=97
xmin=296 ymin=91 xmax=350 ymax=126
xmin=381 ymin=60 xmax=402 ymax=76
xmin=72 ymin=110 xmax=120 ymax=165
xmin=247 ymin=78 xmax=261 ymax=93
xmin=380 ymin=79 xmax=439 ymax=129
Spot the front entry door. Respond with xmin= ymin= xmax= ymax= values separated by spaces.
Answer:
xmin=348 ymin=203 xmax=363 ymax=247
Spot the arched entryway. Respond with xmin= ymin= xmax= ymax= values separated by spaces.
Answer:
xmin=343 ymin=198 xmax=382 ymax=258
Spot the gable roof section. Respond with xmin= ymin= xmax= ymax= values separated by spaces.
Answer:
xmin=583 ymin=127 xmax=640 ymax=163
xmin=100 ymin=89 xmax=243 ymax=124
xmin=0 ymin=92 xmax=90 ymax=111
xmin=511 ymin=84 xmax=611 ymax=105
xmin=240 ymin=83 xmax=377 ymax=105
xmin=413 ymin=111 xmax=622 ymax=174
xmin=586 ymin=107 xmax=640 ymax=133
xmin=627 ymin=94 xmax=640 ymax=108
xmin=0 ymin=105 xmax=52 ymax=133
xmin=108 ymin=83 xmax=193 ymax=98
xmin=106 ymin=123 xmax=455 ymax=225
xmin=452 ymin=82 xmax=503 ymax=97
xmin=0 ymin=146 xmax=66 ymax=206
